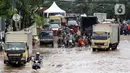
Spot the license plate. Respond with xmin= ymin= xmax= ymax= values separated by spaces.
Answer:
xmin=42 ymin=39 xmax=50 ymax=41
xmin=46 ymin=39 xmax=53 ymax=41
xmin=98 ymin=46 xmax=101 ymax=48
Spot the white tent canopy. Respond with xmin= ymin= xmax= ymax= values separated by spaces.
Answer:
xmin=44 ymin=1 xmax=66 ymax=17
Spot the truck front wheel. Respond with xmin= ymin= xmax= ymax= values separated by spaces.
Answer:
xmin=112 ymin=47 xmax=117 ymax=50
xmin=112 ymin=46 xmax=117 ymax=50
xmin=111 ymin=44 xmax=118 ymax=50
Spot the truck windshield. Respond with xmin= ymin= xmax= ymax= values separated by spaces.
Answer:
xmin=5 ymin=42 xmax=25 ymax=51
xmin=92 ymin=33 xmax=109 ymax=40
xmin=40 ymin=31 xmax=53 ymax=38
xmin=50 ymin=19 xmax=60 ymax=24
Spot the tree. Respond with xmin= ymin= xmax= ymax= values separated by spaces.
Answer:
xmin=74 ymin=0 xmax=88 ymax=14
xmin=0 ymin=0 xmax=11 ymax=17
xmin=15 ymin=0 xmax=44 ymax=28
xmin=0 ymin=0 xmax=45 ymax=29
xmin=34 ymin=14 xmax=44 ymax=27
xmin=92 ymin=4 xmax=115 ymax=18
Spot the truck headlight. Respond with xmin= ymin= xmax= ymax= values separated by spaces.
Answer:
xmin=21 ymin=57 xmax=26 ymax=60
xmin=104 ymin=43 xmax=108 ymax=45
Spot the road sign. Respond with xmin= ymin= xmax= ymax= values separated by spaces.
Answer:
xmin=115 ymin=4 xmax=125 ymax=15
xmin=12 ymin=14 xmax=20 ymax=22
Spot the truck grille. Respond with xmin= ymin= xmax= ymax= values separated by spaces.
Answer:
xmin=8 ymin=56 xmax=21 ymax=61
xmin=95 ymin=43 xmax=104 ymax=45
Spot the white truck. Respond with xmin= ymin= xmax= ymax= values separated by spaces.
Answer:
xmin=91 ymin=23 xmax=120 ymax=51
xmin=3 ymin=31 xmax=32 ymax=65
xmin=94 ymin=13 xmax=107 ymax=23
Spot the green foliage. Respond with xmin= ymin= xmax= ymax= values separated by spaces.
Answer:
xmin=92 ymin=4 xmax=115 ymax=18
xmin=1 ymin=0 xmax=130 ymax=28
xmin=0 ymin=0 xmax=45 ymax=29
xmin=124 ymin=4 xmax=130 ymax=20
xmin=73 ymin=0 xmax=88 ymax=14
xmin=8 ymin=8 xmax=18 ymax=16
xmin=0 ymin=0 xmax=11 ymax=17
xmin=34 ymin=14 xmax=44 ymax=27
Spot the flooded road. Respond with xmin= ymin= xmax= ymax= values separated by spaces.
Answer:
xmin=0 ymin=35 xmax=130 ymax=73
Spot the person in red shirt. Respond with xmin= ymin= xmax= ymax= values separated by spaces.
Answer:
xmin=72 ymin=26 xmax=78 ymax=33
xmin=78 ymin=36 xmax=85 ymax=47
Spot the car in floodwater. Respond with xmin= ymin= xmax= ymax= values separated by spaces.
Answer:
xmin=39 ymin=30 xmax=54 ymax=47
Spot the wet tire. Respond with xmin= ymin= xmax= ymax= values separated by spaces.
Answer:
xmin=112 ymin=47 xmax=117 ymax=50
xmin=111 ymin=44 xmax=118 ymax=50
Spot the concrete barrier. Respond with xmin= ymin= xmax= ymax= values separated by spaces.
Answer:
xmin=21 ymin=23 xmax=38 ymax=36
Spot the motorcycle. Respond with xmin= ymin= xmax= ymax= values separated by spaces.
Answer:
xmin=31 ymin=56 xmax=43 ymax=70
xmin=67 ymin=39 xmax=74 ymax=48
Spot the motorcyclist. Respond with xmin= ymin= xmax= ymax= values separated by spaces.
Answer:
xmin=82 ymin=34 xmax=87 ymax=46
xmin=32 ymin=52 xmax=42 ymax=70
xmin=61 ymin=29 xmax=66 ymax=38
xmin=70 ymin=34 xmax=75 ymax=45
xmin=66 ymin=34 xmax=70 ymax=47
xmin=78 ymin=36 xmax=85 ymax=47
xmin=35 ymin=52 xmax=41 ymax=61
